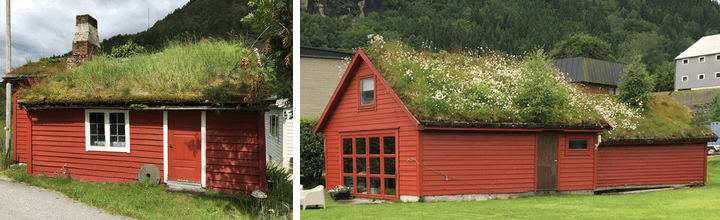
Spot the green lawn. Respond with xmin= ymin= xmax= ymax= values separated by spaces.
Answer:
xmin=301 ymin=157 xmax=720 ymax=219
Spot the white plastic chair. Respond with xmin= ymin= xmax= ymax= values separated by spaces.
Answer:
xmin=300 ymin=185 xmax=326 ymax=210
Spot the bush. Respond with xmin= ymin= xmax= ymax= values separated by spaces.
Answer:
xmin=514 ymin=49 xmax=571 ymax=122
xmin=265 ymin=162 xmax=292 ymax=217
xmin=300 ymin=115 xmax=324 ymax=188
xmin=111 ymin=39 xmax=145 ymax=58
xmin=618 ymin=55 xmax=654 ymax=110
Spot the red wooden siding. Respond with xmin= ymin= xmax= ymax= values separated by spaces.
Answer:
xmin=596 ymin=142 xmax=707 ymax=188
xmin=29 ymin=110 xmax=164 ymax=183
xmin=13 ymin=93 xmax=30 ymax=163
xmin=420 ymin=131 xmax=536 ymax=195
xmin=322 ymin=58 xmax=419 ymax=197
xmin=205 ymin=111 xmax=265 ymax=194
xmin=557 ymin=133 xmax=596 ymax=191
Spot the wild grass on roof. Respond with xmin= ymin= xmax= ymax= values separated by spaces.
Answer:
xmin=363 ymin=36 xmax=606 ymax=125
xmin=601 ymin=94 xmax=715 ymax=142
xmin=18 ymin=39 xmax=268 ymax=105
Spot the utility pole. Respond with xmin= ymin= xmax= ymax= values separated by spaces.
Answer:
xmin=5 ymin=0 xmax=11 ymax=157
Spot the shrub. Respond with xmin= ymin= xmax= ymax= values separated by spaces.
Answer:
xmin=514 ymin=49 xmax=571 ymax=122
xmin=265 ymin=162 xmax=292 ymax=216
xmin=300 ymin=115 xmax=324 ymax=187
xmin=618 ymin=56 xmax=654 ymax=110
xmin=111 ymin=39 xmax=145 ymax=58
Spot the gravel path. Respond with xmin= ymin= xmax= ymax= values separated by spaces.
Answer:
xmin=0 ymin=176 xmax=132 ymax=220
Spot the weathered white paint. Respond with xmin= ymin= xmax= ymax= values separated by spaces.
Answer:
xmin=201 ymin=111 xmax=206 ymax=187
xmin=163 ymin=111 xmax=168 ymax=183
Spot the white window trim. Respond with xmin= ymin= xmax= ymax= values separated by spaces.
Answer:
xmin=699 ymin=74 xmax=706 ymax=80
xmin=85 ymin=109 xmax=130 ymax=153
xmin=699 ymin=56 xmax=706 ymax=63
xmin=360 ymin=77 xmax=375 ymax=105
xmin=716 ymin=54 xmax=720 ymax=61
xmin=270 ymin=114 xmax=279 ymax=137
xmin=716 ymin=72 xmax=720 ymax=78
xmin=682 ymin=59 xmax=689 ymax=65
xmin=682 ymin=75 xmax=689 ymax=82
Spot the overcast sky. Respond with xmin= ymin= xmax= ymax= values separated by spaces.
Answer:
xmin=0 ymin=0 xmax=190 ymax=75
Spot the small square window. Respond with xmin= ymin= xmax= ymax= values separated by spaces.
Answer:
xmin=569 ymin=140 xmax=588 ymax=150
xmin=716 ymin=54 xmax=720 ymax=60
xmin=715 ymin=72 xmax=720 ymax=78
xmin=699 ymin=57 xmax=706 ymax=63
xmin=360 ymin=77 xmax=374 ymax=105
xmin=682 ymin=76 xmax=688 ymax=82
xmin=683 ymin=59 xmax=689 ymax=65
xmin=699 ymin=74 xmax=705 ymax=80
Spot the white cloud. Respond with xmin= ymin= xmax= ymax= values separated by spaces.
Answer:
xmin=0 ymin=0 xmax=190 ymax=75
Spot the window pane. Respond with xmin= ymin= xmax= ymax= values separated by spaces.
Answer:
xmin=384 ymin=157 xmax=396 ymax=175
xmin=343 ymin=158 xmax=353 ymax=173
xmin=384 ymin=178 xmax=396 ymax=196
xmin=118 ymin=125 xmax=125 ymax=136
xmin=569 ymin=140 xmax=588 ymax=150
xmin=90 ymin=136 xmax=99 ymax=146
xmin=369 ymin=157 xmax=380 ymax=174
xmin=343 ymin=139 xmax=352 ymax=155
xmin=110 ymin=136 xmax=117 ymax=145
xmin=357 ymin=177 xmax=367 ymax=194
xmin=356 ymin=138 xmax=366 ymax=155
xmin=356 ymin=158 xmax=366 ymax=174
xmin=384 ymin=136 xmax=395 ymax=154
xmin=369 ymin=178 xmax=380 ymax=195
xmin=98 ymin=124 xmax=105 ymax=135
xmin=117 ymin=113 xmax=125 ymax=124
xmin=110 ymin=113 xmax=117 ymax=123
xmin=118 ymin=136 xmax=126 ymax=147
xmin=110 ymin=124 xmax=117 ymax=135
xmin=369 ymin=137 xmax=380 ymax=154
xmin=344 ymin=176 xmax=353 ymax=189
xmin=360 ymin=77 xmax=374 ymax=105
xmin=90 ymin=124 xmax=97 ymax=135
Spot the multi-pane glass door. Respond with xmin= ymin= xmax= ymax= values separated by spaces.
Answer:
xmin=342 ymin=135 xmax=397 ymax=199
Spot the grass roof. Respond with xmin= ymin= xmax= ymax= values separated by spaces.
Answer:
xmin=600 ymin=94 xmax=716 ymax=142
xmin=363 ymin=37 xmax=607 ymax=126
xmin=15 ymin=39 xmax=269 ymax=106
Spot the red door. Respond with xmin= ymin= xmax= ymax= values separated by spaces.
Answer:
xmin=168 ymin=111 xmax=201 ymax=183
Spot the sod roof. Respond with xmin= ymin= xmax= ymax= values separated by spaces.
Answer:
xmin=5 ymin=40 xmax=270 ymax=107
xmin=363 ymin=38 xmax=609 ymax=128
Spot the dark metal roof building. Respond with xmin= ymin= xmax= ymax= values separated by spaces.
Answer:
xmin=551 ymin=57 xmax=627 ymax=86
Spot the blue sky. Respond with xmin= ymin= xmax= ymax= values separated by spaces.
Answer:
xmin=0 ymin=0 xmax=190 ymax=75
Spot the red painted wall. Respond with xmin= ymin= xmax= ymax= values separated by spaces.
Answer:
xmin=13 ymin=93 xmax=30 ymax=163
xmin=420 ymin=130 xmax=536 ymax=195
xmin=29 ymin=110 xmax=164 ymax=183
xmin=557 ymin=133 xmax=597 ymax=191
xmin=322 ymin=57 xmax=419 ymax=197
xmin=206 ymin=111 xmax=266 ymax=194
xmin=596 ymin=142 xmax=707 ymax=188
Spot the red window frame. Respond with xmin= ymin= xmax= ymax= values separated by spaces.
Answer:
xmin=565 ymin=135 xmax=593 ymax=156
xmin=340 ymin=133 xmax=398 ymax=200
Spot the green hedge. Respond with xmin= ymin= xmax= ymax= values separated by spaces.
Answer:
xmin=300 ymin=115 xmax=324 ymax=188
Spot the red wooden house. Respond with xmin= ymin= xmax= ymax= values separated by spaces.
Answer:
xmin=2 ymin=14 xmax=269 ymax=194
xmin=314 ymin=41 xmax=715 ymax=202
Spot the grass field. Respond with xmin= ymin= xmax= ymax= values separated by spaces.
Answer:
xmin=300 ymin=157 xmax=720 ymax=219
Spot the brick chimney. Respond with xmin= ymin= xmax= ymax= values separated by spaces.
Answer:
xmin=67 ymin=14 xmax=100 ymax=68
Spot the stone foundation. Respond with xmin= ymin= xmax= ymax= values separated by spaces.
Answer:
xmin=399 ymin=190 xmax=595 ymax=203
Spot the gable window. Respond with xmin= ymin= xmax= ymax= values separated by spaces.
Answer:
xmin=682 ymin=76 xmax=688 ymax=82
xmin=270 ymin=114 xmax=278 ymax=137
xmin=716 ymin=54 xmax=720 ymax=60
xmin=699 ymin=74 xmax=706 ymax=80
xmin=699 ymin=56 xmax=706 ymax=63
xmin=682 ymin=59 xmax=689 ymax=65
xmin=360 ymin=77 xmax=374 ymax=105
xmin=85 ymin=110 xmax=130 ymax=153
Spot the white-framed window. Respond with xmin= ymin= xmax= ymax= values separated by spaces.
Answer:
xmin=699 ymin=74 xmax=706 ymax=80
xmin=682 ymin=59 xmax=689 ymax=65
xmin=270 ymin=114 xmax=278 ymax=137
xmin=360 ymin=77 xmax=375 ymax=105
xmin=682 ymin=76 xmax=689 ymax=82
xmin=716 ymin=54 xmax=720 ymax=61
xmin=85 ymin=109 xmax=130 ymax=153
xmin=699 ymin=56 xmax=706 ymax=63
xmin=715 ymin=72 xmax=720 ymax=78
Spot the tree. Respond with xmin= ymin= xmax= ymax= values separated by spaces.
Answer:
xmin=652 ymin=61 xmax=675 ymax=92
xmin=300 ymin=115 xmax=324 ymax=187
xmin=618 ymin=56 xmax=655 ymax=110
xmin=243 ymin=0 xmax=292 ymax=101
xmin=548 ymin=33 xmax=616 ymax=61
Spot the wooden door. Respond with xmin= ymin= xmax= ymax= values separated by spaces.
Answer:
xmin=537 ymin=132 xmax=558 ymax=190
xmin=168 ymin=111 xmax=201 ymax=183
xmin=341 ymin=135 xmax=397 ymax=199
